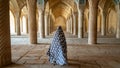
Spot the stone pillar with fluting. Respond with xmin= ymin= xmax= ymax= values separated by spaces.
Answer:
xmin=116 ymin=4 xmax=120 ymax=38
xmin=88 ymin=0 xmax=99 ymax=44
xmin=20 ymin=17 xmax=23 ymax=32
xmin=39 ymin=10 xmax=45 ymax=38
xmin=26 ymin=15 xmax=29 ymax=34
xmin=67 ymin=18 xmax=70 ymax=33
xmin=66 ymin=20 xmax=69 ymax=32
xmin=27 ymin=0 xmax=37 ymax=44
xmin=78 ymin=8 xmax=84 ymax=38
xmin=15 ymin=10 xmax=21 ymax=35
xmin=70 ymin=16 xmax=73 ymax=34
xmin=0 ymin=0 xmax=11 ymax=67
xmin=45 ymin=13 xmax=49 ymax=36
xmin=73 ymin=12 xmax=77 ymax=35
xmin=101 ymin=10 xmax=106 ymax=36
xmin=48 ymin=14 xmax=51 ymax=35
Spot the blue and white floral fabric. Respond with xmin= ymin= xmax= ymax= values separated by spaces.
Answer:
xmin=47 ymin=26 xmax=68 ymax=65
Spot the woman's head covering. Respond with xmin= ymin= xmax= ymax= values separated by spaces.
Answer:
xmin=47 ymin=26 xmax=67 ymax=65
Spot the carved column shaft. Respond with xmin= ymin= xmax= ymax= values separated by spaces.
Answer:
xmin=0 ymin=0 xmax=11 ymax=67
xmin=70 ymin=16 xmax=73 ymax=34
xmin=26 ymin=16 xmax=29 ymax=34
xmin=15 ymin=11 xmax=21 ymax=35
xmin=66 ymin=20 xmax=69 ymax=32
xmin=27 ymin=0 xmax=37 ymax=44
xmin=101 ymin=10 xmax=106 ymax=36
xmin=45 ymin=13 xmax=49 ymax=36
xmin=48 ymin=14 xmax=51 ymax=34
xmin=67 ymin=18 xmax=71 ymax=33
xmin=116 ymin=5 xmax=120 ymax=38
xmin=88 ymin=0 xmax=99 ymax=44
xmin=78 ymin=9 xmax=84 ymax=38
xmin=73 ymin=13 xmax=77 ymax=35
xmin=39 ymin=11 xmax=45 ymax=38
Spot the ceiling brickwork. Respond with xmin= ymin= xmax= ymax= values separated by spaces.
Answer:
xmin=10 ymin=0 xmax=119 ymax=19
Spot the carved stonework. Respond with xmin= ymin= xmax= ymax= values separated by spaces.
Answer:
xmin=0 ymin=0 xmax=11 ymax=66
xmin=27 ymin=0 xmax=37 ymax=44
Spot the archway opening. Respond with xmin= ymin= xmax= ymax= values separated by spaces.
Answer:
xmin=54 ymin=16 xmax=66 ymax=31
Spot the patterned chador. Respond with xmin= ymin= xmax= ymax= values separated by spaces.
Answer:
xmin=47 ymin=26 xmax=68 ymax=65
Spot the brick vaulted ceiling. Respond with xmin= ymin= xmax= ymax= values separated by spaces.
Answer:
xmin=10 ymin=0 xmax=26 ymax=13
xmin=48 ymin=0 xmax=74 ymax=19
xmin=9 ymin=0 xmax=119 ymax=19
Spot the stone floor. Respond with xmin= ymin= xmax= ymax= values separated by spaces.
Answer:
xmin=11 ymin=32 xmax=120 ymax=45
xmin=3 ymin=44 xmax=120 ymax=68
xmin=2 ymin=32 xmax=120 ymax=68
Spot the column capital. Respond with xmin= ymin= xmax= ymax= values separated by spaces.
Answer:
xmin=115 ymin=4 xmax=120 ymax=14
xmin=73 ymin=12 xmax=78 ymax=18
xmin=100 ymin=9 xmax=104 ymax=13
xmin=45 ymin=12 xmax=49 ymax=15
xmin=14 ymin=10 xmax=21 ymax=18
xmin=101 ymin=10 xmax=106 ymax=16
xmin=78 ymin=9 xmax=84 ymax=16
xmin=37 ymin=5 xmax=44 ymax=11
xmin=24 ymin=14 xmax=28 ymax=18
xmin=13 ymin=8 xmax=21 ymax=12
xmin=38 ymin=10 xmax=44 ymax=15
xmin=74 ymin=12 xmax=78 ymax=15
xmin=88 ymin=0 xmax=99 ymax=8
xmin=77 ymin=4 xmax=85 ymax=12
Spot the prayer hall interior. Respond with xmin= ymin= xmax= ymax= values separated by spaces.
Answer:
xmin=0 ymin=0 xmax=120 ymax=68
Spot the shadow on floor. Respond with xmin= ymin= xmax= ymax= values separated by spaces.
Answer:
xmin=3 ymin=59 xmax=103 ymax=68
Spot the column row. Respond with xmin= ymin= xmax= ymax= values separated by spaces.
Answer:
xmin=66 ymin=0 xmax=99 ymax=44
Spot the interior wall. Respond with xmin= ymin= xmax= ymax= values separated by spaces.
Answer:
xmin=53 ymin=16 xmax=66 ymax=31
xmin=108 ymin=10 xmax=117 ymax=34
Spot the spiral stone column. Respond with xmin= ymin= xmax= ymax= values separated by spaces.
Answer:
xmin=70 ymin=16 xmax=73 ymax=34
xmin=101 ymin=10 xmax=106 ymax=36
xmin=15 ymin=10 xmax=21 ymax=35
xmin=26 ymin=15 xmax=29 ymax=34
xmin=48 ymin=14 xmax=51 ymax=35
xmin=39 ymin=11 xmax=45 ymax=38
xmin=67 ymin=18 xmax=70 ymax=33
xmin=88 ymin=0 xmax=99 ymax=44
xmin=73 ymin=13 xmax=77 ymax=35
xmin=27 ymin=0 xmax=37 ymax=44
xmin=66 ymin=20 xmax=69 ymax=32
xmin=116 ymin=4 xmax=120 ymax=38
xmin=78 ymin=9 xmax=84 ymax=38
xmin=45 ymin=13 xmax=49 ymax=36
xmin=0 ymin=0 xmax=11 ymax=67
